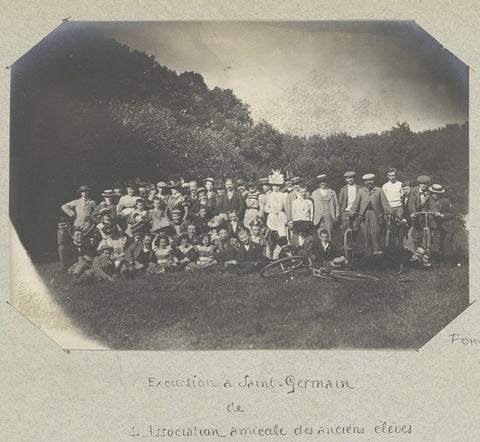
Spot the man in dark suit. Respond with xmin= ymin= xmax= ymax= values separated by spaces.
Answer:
xmin=123 ymin=232 xmax=157 ymax=277
xmin=57 ymin=226 xmax=96 ymax=273
xmin=216 ymin=178 xmax=247 ymax=220
xmin=350 ymin=173 xmax=392 ymax=255
xmin=225 ymin=210 xmax=245 ymax=239
xmin=225 ymin=228 xmax=266 ymax=274
xmin=317 ymin=229 xmax=343 ymax=263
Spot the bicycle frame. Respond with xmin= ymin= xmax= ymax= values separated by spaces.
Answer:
xmin=340 ymin=211 xmax=360 ymax=262
xmin=410 ymin=211 xmax=440 ymax=255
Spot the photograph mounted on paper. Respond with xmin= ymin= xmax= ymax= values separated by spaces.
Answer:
xmin=9 ymin=21 xmax=469 ymax=350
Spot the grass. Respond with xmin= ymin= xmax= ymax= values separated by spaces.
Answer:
xmin=31 ymin=259 xmax=469 ymax=351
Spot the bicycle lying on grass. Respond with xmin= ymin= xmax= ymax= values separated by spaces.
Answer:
xmin=259 ymin=255 xmax=379 ymax=281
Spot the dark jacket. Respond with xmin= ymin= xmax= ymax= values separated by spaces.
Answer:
xmin=234 ymin=241 xmax=265 ymax=263
xmin=216 ymin=190 xmax=247 ymax=219
xmin=338 ymin=184 xmax=361 ymax=214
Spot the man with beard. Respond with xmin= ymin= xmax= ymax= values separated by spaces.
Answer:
xmin=216 ymin=178 xmax=247 ymax=220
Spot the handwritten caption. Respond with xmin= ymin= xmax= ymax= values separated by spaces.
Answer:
xmin=129 ymin=374 xmax=412 ymax=438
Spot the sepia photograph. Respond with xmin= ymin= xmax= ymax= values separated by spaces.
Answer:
xmin=10 ymin=20 xmax=469 ymax=350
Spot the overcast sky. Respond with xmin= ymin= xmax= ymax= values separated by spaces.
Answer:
xmin=94 ymin=21 xmax=468 ymax=137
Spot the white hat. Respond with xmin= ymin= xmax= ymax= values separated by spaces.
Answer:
xmin=362 ymin=173 xmax=375 ymax=180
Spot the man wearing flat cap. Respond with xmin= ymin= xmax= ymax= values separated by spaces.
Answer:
xmin=338 ymin=171 xmax=361 ymax=240
xmin=350 ymin=173 xmax=392 ymax=255
xmin=408 ymin=175 xmax=432 ymax=249
xmin=61 ymin=185 xmax=97 ymax=233
xmin=311 ymin=174 xmax=339 ymax=240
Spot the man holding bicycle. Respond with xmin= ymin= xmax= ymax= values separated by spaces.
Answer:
xmin=408 ymin=175 xmax=432 ymax=249
xmin=338 ymin=171 xmax=360 ymax=240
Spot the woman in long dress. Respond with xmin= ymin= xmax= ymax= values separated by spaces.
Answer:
xmin=264 ymin=171 xmax=288 ymax=239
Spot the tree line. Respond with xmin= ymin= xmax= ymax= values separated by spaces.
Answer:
xmin=10 ymin=23 xmax=468 ymax=259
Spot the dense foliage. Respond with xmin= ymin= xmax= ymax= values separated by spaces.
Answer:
xmin=10 ymin=24 xmax=468 ymax=258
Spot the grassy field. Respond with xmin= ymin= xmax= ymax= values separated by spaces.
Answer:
xmin=31 ymin=258 xmax=469 ymax=351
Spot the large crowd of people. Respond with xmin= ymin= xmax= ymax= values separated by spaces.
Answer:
xmin=57 ymin=168 xmax=462 ymax=283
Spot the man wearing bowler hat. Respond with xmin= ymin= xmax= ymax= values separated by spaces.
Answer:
xmin=350 ymin=173 xmax=392 ymax=255
xmin=311 ymin=174 xmax=339 ymax=240
xmin=61 ymin=184 xmax=97 ymax=233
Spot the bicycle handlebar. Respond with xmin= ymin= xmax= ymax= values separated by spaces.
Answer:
xmin=340 ymin=211 xmax=361 ymax=218
xmin=411 ymin=211 xmax=441 ymax=216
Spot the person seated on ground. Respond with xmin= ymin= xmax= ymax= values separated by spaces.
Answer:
xmin=116 ymin=183 xmax=139 ymax=218
xmin=213 ymin=225 xmax=237 ymax=263
xmin=290 ymin=225 xmax=324 ymax=265
xmin=78 ymin=245 xmax=118 ymax=283
xmin=186 ymin=223 xmax=200 ymax=245
xmin=97 ymin=223 xmax=128 ymax=270
xmin=224 ymin=227 xmax=268 ymax=274
xmin=61 ymin=184 xmax=97 ymax=234
xmin=194 ymin=234 xmax=217 ymax=269
xmin=226 ymin=210 xmax=244 ymax=239
xmin=148 ymin=197 xmax=167 ymax=232
xmin=316 ymin=229 xmax=343 ymax=265
xmin=172 ymin=234 xmax=200 ymax=271
xmin=122 ymin=232 xmax=158 ymax=277
xmin=194 ymin=206 xmax=211 ymax=235
xmin=264 ymin=229 xmax=289 ymax=260
xmin=169 ymin=208 xmax=188 ymax=237
xmin=353 ymin=246 xmax=432 ymax=272
xmin=207 ymin=216 xmax=223 ymax=242
xmin=152 ymin=234 xmax=175 ymax=273
xmin=249 ymin=218 xmax=266 ymax=246
xmin=58 ymin=227 xmax=96 ymax=276
xmin=124 ymin=221 xmax=148 ymax=250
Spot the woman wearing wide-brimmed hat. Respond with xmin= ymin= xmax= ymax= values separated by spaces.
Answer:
xmin=264 ymin=171 xmax=288 ymax=239
xmin=61 ymin=184 xmax=98 ymax=234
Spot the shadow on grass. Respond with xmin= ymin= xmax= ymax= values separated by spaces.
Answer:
xmin=34 ymin=260 xmax=469 ymax=350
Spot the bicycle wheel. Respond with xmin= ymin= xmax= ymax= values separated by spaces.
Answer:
xmin=344 ymin=229 xmax=354 ymax=262
xmin=330 ymin=270 xmax=380 ymax=281
xmin=259 ymin=256 xmax=306 ymax=278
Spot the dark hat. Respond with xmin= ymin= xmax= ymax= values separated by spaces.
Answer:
xmin=168 ymin=180 xmax=182 ymax=189
xmin=112 ymin=181 xmax=123 ymax=189
xmin=98 ymin=208 xmax=112 ymax=217
xmin=77 ymin=185 xmax=92 ymax=192
xmin=344 ymin=171 xmax=356 ymax=178
xmin=135 ymin=198 xmax=146 ymax=205
xmin=246 ymin=180 xmax=257 ymax=188
xmin=101 ymin=189 xmax=115 ymax=198
xmin=428 ymin=184 xmax=445 ymax=194
xmin=197 ymin=187 xmax=207 ymax=194
xmin=236 ymin=178 xmax=245 ymax=187
xmin=417 ymin=175 xmax=432 ymax=184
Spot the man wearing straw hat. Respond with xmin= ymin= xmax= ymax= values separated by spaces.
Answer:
xmin=428 ymin=183 xmax=461 ymax=267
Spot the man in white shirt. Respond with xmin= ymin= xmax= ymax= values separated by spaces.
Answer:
xmin=338 ymin=171 xmax=360 ymax=241
xmin=382 ymin=168 xmax=405 ymax=247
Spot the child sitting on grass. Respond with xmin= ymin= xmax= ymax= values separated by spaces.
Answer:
xmin=213 ymin=226 xmax=236 ymax=263
xmin=152 ymin=234 xmax=174 ymax=273
xmin=195 ymin=234 xmax=217 ymax=269
xmin=172 ymin=234 xmax=199 ymax=271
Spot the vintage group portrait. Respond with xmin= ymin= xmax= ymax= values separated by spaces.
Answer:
xmin=9 ymin=20 xmax=469 ymax=351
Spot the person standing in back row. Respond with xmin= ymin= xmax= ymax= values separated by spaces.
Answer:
xmin=338 ymin=171 xmax=360 ymax=242
xmin=311 ymin=174 xmax=339 ymax=240
xmin=382 ymin=168 xmax=405 ymax=247
xmin=351 ymin=173 xmax=391 ymax=256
